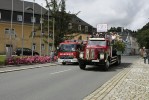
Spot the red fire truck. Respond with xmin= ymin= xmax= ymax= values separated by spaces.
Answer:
xmin=78 ymin=35 xmax=122 ymax=71
xmin=57 ymin=40 xmax=86 ymax=65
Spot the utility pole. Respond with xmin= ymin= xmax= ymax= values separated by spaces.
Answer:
xmin=31 ymin=0 xmax=35 ymax=56
xmin=52 ymin=18 xmax=55 ymax=51
xmin=47 ymin=8 xmax=50 ymax=55
xmin=21 ymin=0 xmax=24 ymax=56
xmin=40 ymin=3 xmax=43 ymax=56
xmin=10 ymin=0 xmax=14 ymax=57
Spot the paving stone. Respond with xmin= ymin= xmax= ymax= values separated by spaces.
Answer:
xmin=84 ymin=58 xmax=149 ymax=100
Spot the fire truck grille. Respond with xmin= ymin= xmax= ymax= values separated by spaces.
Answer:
xmin=86 ymin=49 xmax=95 ymax=59
xmin=90 ymin=49 xmax=95 ymax=59
xmin=60 ymin=56 xmax=73 ymax=59
xmin=86 ymin=49 xmax=90 ymax=59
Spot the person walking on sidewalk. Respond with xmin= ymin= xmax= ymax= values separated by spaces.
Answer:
xmin=142 ymin=46 xmax=148 ymax=64
xmin=146 ymin=49 xmax=149 ymax=64
xmin=50 ymin=51 xmax=54 ymax=62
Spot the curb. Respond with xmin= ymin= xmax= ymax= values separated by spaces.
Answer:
xmin=0 ymin=63 xmax=57 ymax=73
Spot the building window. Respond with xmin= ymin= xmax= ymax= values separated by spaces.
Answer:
xmin=32 ymin=43 xmax=36 ymax=50
xmin=5 ymin=28 xmax=15 ymax=35
xmin=40 ymin=18 xmax=44 ymax=24
xmin=41 ymin=44 xmax=45 ymax=50
xmin=49 ymin=45 xmax=52 ymax=51
xmin=32 ymin=31 xmax=36 ymax=37
xmin=31 ymin=17 xmax=36 ymax=23
xmin=17 ymin=15 xmax=22 ymax=21
xmin=78 ymin=25 xmax=81 ymax=31
xmin=85 ymin=26 xmax=88 ymax=32
xmin=68 ymin=23 xmax=72 ymax=29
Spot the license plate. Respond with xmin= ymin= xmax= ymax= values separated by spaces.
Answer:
xmin=92 ymin=60 xmax=99 ymax=62
xmin=63 ymin=60 xmax=70 ymax=62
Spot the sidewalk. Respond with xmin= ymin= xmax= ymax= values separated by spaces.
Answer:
xmin=84 ymin=58 xmax=149 ymax=100
xmin=0 ymin=63 xmax=57 ymax=73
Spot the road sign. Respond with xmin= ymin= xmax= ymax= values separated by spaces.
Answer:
xmin=97 ymin=24 xmax=108 ymax=32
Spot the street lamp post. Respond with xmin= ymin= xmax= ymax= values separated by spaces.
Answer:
xmin=40 ymin=3 xmax=43 ymax=56
xmin=21 ymin=0 xmax=24 ymax=56
xmin=10 ymin=0 xmax=14 ymax=57
xmin=31 ymin=0 xmax=35 ymax=56
xmin=52 ymin=18 xmax=55 ymax=51
xmin=25 ymin=0 xmax=35 ymax=56
xmin=47 ymin=8 xmax=50 ymax=55
xmin=45 ymin=0 xmax=55 ymax=51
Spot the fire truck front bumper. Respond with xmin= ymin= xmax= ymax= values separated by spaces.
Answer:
xmin=58 ymin=58 xmax=78 ymax=63
xmin=78 ymin=58 xmax=106 ymax=65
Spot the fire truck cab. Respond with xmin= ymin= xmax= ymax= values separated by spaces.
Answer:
xmin=57 ymin=40 xmax=85 ymax=65
xmin=78 ymin=36 xmax=121 ymax=71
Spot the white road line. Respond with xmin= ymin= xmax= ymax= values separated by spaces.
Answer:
xmin=50 ymin=69 xmax=72 ymax=75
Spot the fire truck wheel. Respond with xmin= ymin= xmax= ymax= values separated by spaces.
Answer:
xmin=103 ymin=60 xmax=110 ymax=71
xmin=62 ymin=62 xmax=66 ymax=65
xmin=79 ymin=63 xmax=86 ymax=70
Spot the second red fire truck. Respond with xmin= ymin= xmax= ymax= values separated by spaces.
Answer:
xmin=57 ymin=40 xmax=86 ymax=65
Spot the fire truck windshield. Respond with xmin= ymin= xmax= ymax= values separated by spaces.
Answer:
xmin=88 ymin=40 xmax=106 ymax=46
xmin=59 ymin=44 xmax=76 ymax=52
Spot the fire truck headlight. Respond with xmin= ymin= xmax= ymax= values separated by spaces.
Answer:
xmin=79 ymin=52 xmax=84 ymax=58
xmin=72 ymin=48 xmax=75 ymax=51
xmin=100 ymin=53 xmax=104 ymax=59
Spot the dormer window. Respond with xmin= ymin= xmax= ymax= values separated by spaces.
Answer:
xmin=17 ymin=15 xmax=23 ymax=21
xmin=85 ymin=26 xmax=88 ymax=32
xmin=76 ymin=20 xmax=81 ymax=22
xmin=68 ymin=23 xmax=72 ymax=29
xmin=31 ymin=17 xmax=36 ymax=23
xmin=78 ymin=25 xmax=81 ymax=31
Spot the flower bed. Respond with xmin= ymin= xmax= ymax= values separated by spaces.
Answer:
xmin=5 ymin=56 xmax=51 ymax=65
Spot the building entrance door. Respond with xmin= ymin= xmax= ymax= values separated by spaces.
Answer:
xmin=6 ymin=44 xmax=13 ymax=58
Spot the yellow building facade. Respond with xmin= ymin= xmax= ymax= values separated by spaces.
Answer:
xmin=0 ymin=22 xmax=50 ymax=56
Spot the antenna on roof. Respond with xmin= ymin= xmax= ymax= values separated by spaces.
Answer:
xmin=75 ymin=11 xmax=81 ymax=15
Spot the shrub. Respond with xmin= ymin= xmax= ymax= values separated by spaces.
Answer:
xmin=113 ymin=41 xmax=125 ymax=52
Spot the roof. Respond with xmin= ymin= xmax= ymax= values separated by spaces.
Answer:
xmin=0 ymin=0 xmax=48 ymax=15
xmin=71 ymin=14 xmax=93 ymax=27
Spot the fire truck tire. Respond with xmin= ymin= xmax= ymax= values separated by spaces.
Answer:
xmin=62 ymin=62 xmax=66 ymax=65
xmin=103 ymin=60 xmax=110 ymax=71
xmin=79 ymin=62 xmax=86 ymax=70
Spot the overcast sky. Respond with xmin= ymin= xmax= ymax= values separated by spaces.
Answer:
xmin=25 ymin=0 xmax=149 ymax=31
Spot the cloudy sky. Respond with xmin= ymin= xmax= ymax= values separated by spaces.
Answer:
xmin=25 ymin=0 xmax=149 ymax=31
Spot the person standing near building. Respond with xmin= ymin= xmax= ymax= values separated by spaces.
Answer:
xmin=142 ymin=47 xmax=148 ymax=64
xmin=50 ymin=51 xmax=54 ymax=62
xmin=146 ymin=49 xmax=149 ymax=64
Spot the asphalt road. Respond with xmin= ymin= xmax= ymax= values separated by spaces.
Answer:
xmin=0 ymin=56 xmax=139 ymax=100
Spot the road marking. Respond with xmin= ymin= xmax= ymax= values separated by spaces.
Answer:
xmin=50 ymin=69 xmax=72 ymax=75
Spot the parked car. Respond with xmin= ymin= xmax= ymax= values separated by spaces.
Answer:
xmin=14 ymin=48 xmax=39 ymax=56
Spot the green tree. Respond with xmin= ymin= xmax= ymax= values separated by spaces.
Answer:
xmin=136 ymin=29 xmax=149 ymax=48
xmin=44 ymin=0 xmax=72 ymax=47
xmin=113 ymin=41 xmax=125 ymax=52
xmin=136 ymin=22 xmax=149 ymax=49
